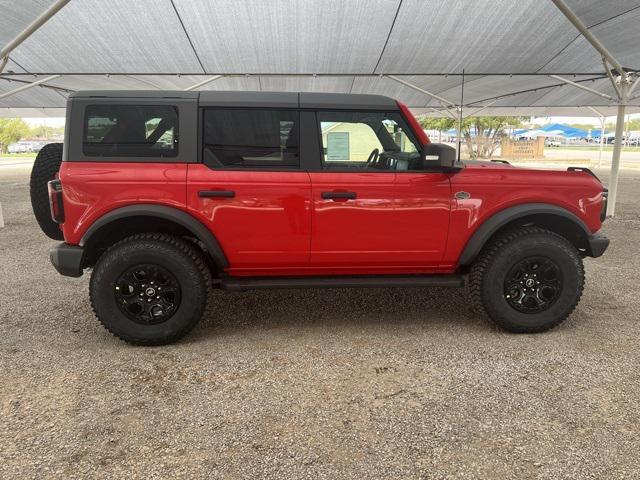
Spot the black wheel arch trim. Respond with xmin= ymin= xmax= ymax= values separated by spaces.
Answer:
xmin=79 ymin=204 xmax=229 ymax=269
xmin=458 ymin=203 xmax=593 ymax=265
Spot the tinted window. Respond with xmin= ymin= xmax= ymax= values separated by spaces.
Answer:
xmin=318 ymin=111 xmax=420 ymax=171
xmin=83 ymin=105 xmax=178 ymax=157
xmin=203 ymin=109 xmax=299 ymax=169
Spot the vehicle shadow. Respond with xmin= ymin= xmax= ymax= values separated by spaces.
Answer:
xmin=197 ymin=286 xmax=486 ymax=337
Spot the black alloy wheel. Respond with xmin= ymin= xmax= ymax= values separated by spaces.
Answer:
xmin=504 ymin=256 xmax=562 ymax=313
xmin=114 ymin=264 xmax=182 ymax=325
xmin=90 ymin=233 xmax=211 ymax=345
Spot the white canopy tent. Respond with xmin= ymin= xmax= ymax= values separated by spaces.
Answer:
xmin=0 ymin=0 xmax=639 ymax=214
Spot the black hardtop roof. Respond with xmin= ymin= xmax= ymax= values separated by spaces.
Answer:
xmin=69 ymin=90 xmax=399 ymax=110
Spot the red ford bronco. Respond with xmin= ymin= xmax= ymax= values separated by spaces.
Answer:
xmin=29 ymin=91 xmax=608 ymax=345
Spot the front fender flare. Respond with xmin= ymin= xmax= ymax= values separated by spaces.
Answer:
xmin=458 ymin=203 xmax=591 ymax=265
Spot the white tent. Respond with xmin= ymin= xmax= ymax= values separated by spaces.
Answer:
xmin=0 ymin=0 xmax=639 ymax=214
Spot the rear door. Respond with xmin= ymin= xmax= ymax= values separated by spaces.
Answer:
xmin=187 ymin=107 xmax=311 ymax=275
xmin=308 ymin=110 xmax=451 ymax=272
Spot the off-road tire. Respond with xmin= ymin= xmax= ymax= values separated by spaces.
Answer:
xmin=29 ymin=143 xmax=64 ymax=240
xmin=468 ymin=226 xmax=584 ymax=333
xmin=90 ymin=233 xmax=212 ymax=345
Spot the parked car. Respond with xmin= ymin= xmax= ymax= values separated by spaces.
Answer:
xmin=545 ymin=139 xmax=562 ymax=147
xmin=29 ymin=90 xmax=609 ymax=345
xmin=7 ymin=142 xmax=30 ymax=153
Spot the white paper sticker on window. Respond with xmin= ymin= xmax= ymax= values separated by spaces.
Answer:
xmin=327 ymin=132 xmax=350 ymax=161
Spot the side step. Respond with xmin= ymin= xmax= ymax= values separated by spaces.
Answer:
xmin=220 ymin=274 xmax=465 ymax=292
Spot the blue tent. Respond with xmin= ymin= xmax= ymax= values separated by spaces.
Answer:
xmin=537 ymin=123 xmax=589 ymax=138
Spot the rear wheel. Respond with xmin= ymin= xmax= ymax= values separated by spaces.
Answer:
xmin=29 ymin=143 xmax=63 ymax=240
xmin=469 ymin=226 xmax=584 ymax=333
xmin=90 ymin=233 xmax=211 ymax=345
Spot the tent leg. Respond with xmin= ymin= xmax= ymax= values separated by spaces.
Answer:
xmin=598 ymin=117 xmax=604 ymax=168
xmin=607 ymin=104 xmax=626 ymax=217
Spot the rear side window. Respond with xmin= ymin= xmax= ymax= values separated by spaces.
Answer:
xmin=202 ymin=109 xmax=299 ymax=169
xmin=83 ymin=105 xmax=178 ymax=157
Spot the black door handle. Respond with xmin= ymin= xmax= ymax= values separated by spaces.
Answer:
xmin=198 ymin=190 xmax=235 ymax=198
xmin=321 ymin=191 xmax=357 ymax=200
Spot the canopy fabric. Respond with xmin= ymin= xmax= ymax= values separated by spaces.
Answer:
xmin=0 ymin=0 xmax=639 ymax=117
xmin=538 ymin=123 xmax=590 ymax=138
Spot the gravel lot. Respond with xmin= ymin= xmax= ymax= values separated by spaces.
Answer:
xmin=1 ymin=165 xmax=639 ymax=479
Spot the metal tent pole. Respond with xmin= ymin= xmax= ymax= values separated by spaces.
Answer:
xmin=588 ymin=106 xmax=606 ymax=168
xmin=551 ymin=0 xmax=636 ymax=217
xmin=0 ymin=0 xmax=71 ymax=73
xmin=548 ymin=75 xmax=614 ymax=100
xmin=608 ymin=102 xmax=626 ymax=216
xmin=599 ymin=117 xmax=605 ymax=168
xmin=0 ymin=75 xmax=60 ymax=99
xmin=386 ymin=75 xmax=458 ymax=120
xmin=183 ymin=75 xmax=223 ymax=91
xmin=551 ymin=0 xmax=624 ymax=74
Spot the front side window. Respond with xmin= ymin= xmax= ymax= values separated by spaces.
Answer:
xmin=203 ymin=109 xmax=299 ymax=169
xmin=318 ymin=111 xmax=420 ymax=171
xmin=83 ymin=105 xmax=178 ymax=157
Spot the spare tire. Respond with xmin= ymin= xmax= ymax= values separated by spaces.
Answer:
xmin=30 ymin=143 xmax=64 ymax=240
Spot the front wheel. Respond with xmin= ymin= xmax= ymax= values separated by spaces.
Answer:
xmin=90 ymin=233 xmax=211 ymax=345
xmin=469 ymin=226 xmax=585 ymax=333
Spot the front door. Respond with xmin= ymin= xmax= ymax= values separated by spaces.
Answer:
xmin=187 ymin=108 xmax=311 ymax=275
xmin=309 ymin=110 xmax=451 ymax=272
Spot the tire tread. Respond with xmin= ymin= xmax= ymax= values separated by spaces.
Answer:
xmin=89 ymin=232 xmax=212 ymax=345
xmin=468 ymin=226 xmax=584 ymax=333
xmin=29 ymin=143 xmax=63 ymax=240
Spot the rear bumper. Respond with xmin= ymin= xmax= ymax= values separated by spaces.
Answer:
xmin=50 ymin=243 xmax=84 ymax=277
xmin=587 ymin=233 xmax=609 ymax=258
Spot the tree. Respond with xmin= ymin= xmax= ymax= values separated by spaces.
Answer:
xmin=30 ymin=124 xmax=64 ymax=139
xmin=0 ymin=118 xmax=30 ymax=153
xmin=461 ymin=116 xmax=525 ymax=159
xmin=605 ymin=118 xmax=640 ymax=131
xmin=418 ymin=116 xmax=457 ymax=132
xmin=418 ymin=115 xmax=524 ymax=158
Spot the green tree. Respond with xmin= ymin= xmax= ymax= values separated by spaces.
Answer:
xmin=605 ymin=118 xmax=640 ymax=131
xmin=30 ymin=124 xmax=64 ymax=139
xmin=0 ymin=118 xmax=30 ymax=154
xmin=461 ymin=116 xmax=525 ymax=159
xmin=419 ymin=115 xmax=524 ymax=158
xmin=418 ymin=116 xmax=457 ymax=132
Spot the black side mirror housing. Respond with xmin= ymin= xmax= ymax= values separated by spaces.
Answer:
xmin=422 ymin=142 xmax=460 ymax=169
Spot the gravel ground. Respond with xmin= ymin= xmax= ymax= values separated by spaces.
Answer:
xmin=1 ymin=165 xmax=639 ymax=479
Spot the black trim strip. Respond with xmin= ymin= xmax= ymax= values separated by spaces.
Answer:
xmin=221 ymin=274 xmax=464 ymax=292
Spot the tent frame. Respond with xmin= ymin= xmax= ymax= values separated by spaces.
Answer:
xmin=0 ymin=0 xmax=71 ymax=75
xmin=551 ymin=0 xmax=637 ymax=217
xmin=1 ymin=0 xmax=638 ymax=216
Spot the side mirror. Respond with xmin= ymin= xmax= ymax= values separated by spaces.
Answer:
xmin=422 ymin=143 xmax=459 ymax=169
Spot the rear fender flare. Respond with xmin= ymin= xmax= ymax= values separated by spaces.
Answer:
xmin=80 ymin=204 xmax=229 ymax=269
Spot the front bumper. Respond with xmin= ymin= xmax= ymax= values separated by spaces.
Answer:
xmin=50 ymin=243 xmax=84 ymax=277
xmin=587 ymin=233 xmax=609 ymax=258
